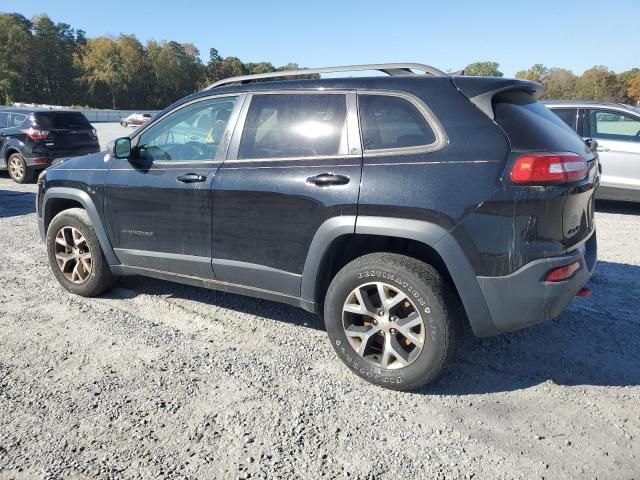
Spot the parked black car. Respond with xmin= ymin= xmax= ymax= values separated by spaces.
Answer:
xmin=36 ymin=64 xmax=598 ymax=390
xmin=0 ymin=108 xmax=100 ymax=183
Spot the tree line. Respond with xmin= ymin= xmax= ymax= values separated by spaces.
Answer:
xmin=0 ymin=12 xmax=306 ymax=109
xmin=1 ymin=12 xmax=639 ymax=109
xmin=464 ymin=61 xmax=640 ymax=104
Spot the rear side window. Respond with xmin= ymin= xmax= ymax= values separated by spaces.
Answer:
xmin=591 ymin=110 xmax=640 ymax=142
xmin=550 ymin=108 xmax=578 ymax=132
xmin=0 ymin=112 xmax=8 ymax=128
xmin=494 ymin=96 xmax=590 ymax=155
xmin=35 ymin=112 xmax=92 ymax=130
xmin=358 ymin=94 xmax=436 ymax=150
xmin=238 ymin=94 xmax=348 ymax=159
xmin=10 ymin=113 xmax=27 ymax=127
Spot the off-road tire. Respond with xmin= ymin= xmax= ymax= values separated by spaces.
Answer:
xmin=324 ymin=253 xmax=461 ymax=391
xmin=46 ymin=208 xmax=117 ymax=297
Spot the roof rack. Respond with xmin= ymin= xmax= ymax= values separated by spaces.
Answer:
xmin=203 ymin=63 xmax=447 ymax=90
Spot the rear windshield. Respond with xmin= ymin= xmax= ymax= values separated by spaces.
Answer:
xmin=34 ymin=112 xmax=92 ymax=130
xmin=494 ymin=94 xmax=591 ymax=156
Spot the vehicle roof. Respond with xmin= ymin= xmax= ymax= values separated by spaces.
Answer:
xmin=0 ymin=107 xmax=81 ymax=114
xmin=543 ymin=100 xmax=639 ymax=112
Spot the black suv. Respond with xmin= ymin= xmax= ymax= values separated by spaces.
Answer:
xmin=36 ymin=64 xmax=598 ymax=390
xmin=0 ymin=108 xmax=100 ymax=183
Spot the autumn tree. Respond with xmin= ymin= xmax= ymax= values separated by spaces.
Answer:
xmin=628 ymin=73 xmax=640 ymax=105
xmin=542 ymin=68 xmax=578 ymax=100
xmin=574 ymin=66 xmax=625 ymax=102
xmin=515 ymin=64 xmax=548 ymax=83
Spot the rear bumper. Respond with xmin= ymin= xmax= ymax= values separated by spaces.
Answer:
xmin=475 ymin=231 xmax=597 ymax=335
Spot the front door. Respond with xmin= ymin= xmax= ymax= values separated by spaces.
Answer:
xmin=104 ymin=94 xmax=243 ymax=278
xmin=211 ymin=91 xmax=362 ymax=297
xmin=589 ymin=109 xmax=640 ymax=198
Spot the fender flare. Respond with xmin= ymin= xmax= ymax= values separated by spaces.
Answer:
xmin=1 ymin=139 xmax=24 ymax=167
xmin=301 ymin=215 xmax=497 ymax=337
xmin=42 ymin=187 xmax=120 ymax=265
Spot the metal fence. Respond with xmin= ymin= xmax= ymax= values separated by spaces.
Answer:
xmin=81 ymin=109 xmax=161 ymax=123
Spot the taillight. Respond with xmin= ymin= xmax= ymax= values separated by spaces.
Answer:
xmin=510 ymin=153 xmax=588 ymax=184
xmin=545 ymin=261 xmax=581 ymax=282
xmin=21 ymin=126 xmax=49 ymax=140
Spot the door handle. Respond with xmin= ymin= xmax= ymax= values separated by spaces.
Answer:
xmin=177 ymin=173 xmax=207 ymax=183
xmin=306 ymin=173 xmax=350 ymax=186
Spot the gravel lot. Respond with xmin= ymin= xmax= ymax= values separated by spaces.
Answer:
xmin=0 ymin=127 xmax=639 ymax=479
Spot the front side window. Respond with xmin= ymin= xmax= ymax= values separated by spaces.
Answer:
xmin=358 ymin=94 xmax=436 ymax=150
xmin=592 ymin=110 xmax=640 ymax=142
xmin=137 ymin=96 xmax=238 ymax=161
xmin=238 ymin=94 xmax=348 ymax=159
xmin=551 ymin=108 xmax=578 ymax=131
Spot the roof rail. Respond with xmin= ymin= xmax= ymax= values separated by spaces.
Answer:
xmin=203 ymin=63 xmax=447 ymax=90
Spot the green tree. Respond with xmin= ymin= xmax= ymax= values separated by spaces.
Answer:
xmin=575 ymin=66 xmax=625 ymax=102
xmin=146 ymin=40 xmax=204 ymax=108
xmin=515 ymin=64 xmax=548 ymax=83
xmin=81 ymin=37 xmax=128 ymax=108
xmin=464 ymin=61 xmax=503 ymax=77
xmin=0 ymin=13 xmax=32 ymax=103
xmin=24 ymin=14 xmax=82 ymax=104
xmin=541 ymin=68 xmax=577 ymax=99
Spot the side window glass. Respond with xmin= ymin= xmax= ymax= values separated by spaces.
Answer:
xmin=0 ymin=112 xmax=8 ymax=128
xmin=137 ymin=96 xmax=238 ymax=161
xmin=551 ymin=109 xmax=578 ymax=131
xmin=592 ymin=110 xmax=640 ymax=142
xmin=358 ymin=94 xmax=436 ymax=150
xmin=10 ymin=114 xmax=27 ymax=127
xmin=238 ymin=94 xmax=348 ymax=159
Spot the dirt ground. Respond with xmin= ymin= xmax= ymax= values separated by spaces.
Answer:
xmin=0 ymin=141 xmax=639 ymax=478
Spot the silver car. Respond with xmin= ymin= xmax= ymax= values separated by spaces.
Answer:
xmin=545 ymin=100 xmax=640 ymax=202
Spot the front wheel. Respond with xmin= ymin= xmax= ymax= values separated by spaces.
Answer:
xmin=46 ymin=208 xmax=117 ymax=297
xmin=324 ymin=253 xmax=460 ymax=391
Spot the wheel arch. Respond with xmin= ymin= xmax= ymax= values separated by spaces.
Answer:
xmin=301 ymin=216 xmax=498 ymax=336
xmin=43 ymin=187 xmax=119 ymax=265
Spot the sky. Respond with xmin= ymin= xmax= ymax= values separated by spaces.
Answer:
xmin=2 ymin=0 xmax=639 ymax=77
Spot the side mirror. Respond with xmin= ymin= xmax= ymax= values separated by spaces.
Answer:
xmin=107 ymin=137 xmax=132 ymax=159
xmin=583 ymin=137 xmax=598 ymax=153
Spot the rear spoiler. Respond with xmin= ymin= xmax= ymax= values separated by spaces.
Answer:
xmin=451 ymin=76 xmax=543 ymax=120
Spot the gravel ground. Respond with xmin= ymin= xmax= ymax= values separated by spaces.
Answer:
xmin=0 ymin=142 xmax=639 ymax=478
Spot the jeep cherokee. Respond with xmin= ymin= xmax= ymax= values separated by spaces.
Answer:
xmin=36 ymin=63 xmax=598 ymax=390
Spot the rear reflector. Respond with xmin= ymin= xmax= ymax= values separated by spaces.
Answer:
xmin=33 ymin=158 xmax=48 ymax=164
xmin=21 ymin=126 xmax=49 ymax=140
xmin=511 ymin=153 xmax=588 ymax=184
xmin=545 ymin=261 xmax=581 ymax=282
xmin=576 ymin=287 xmax=592 ymax=298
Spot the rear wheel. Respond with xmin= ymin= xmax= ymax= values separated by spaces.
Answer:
xmin=120 ymin=120 xmax=128 ymax=127
xmin=324 ymin=253 xmax=460 ymax=391
xmin=46 ymin=208 xmax=117 ymax=297
xmin=7 ymin=153 xmax=35 ymax=184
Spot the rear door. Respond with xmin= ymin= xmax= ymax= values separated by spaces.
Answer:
xmin=34 ymin=112 xmax=99 ymax=157
xmin=211 ymin=91 xmax=362 ymax=297
xmin=587 ymin=108 xmax=640 ymax=197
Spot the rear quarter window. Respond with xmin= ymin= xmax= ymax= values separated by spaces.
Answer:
xmin=35 ymin=112 xmax=92 ymax=130
xmin=0 ymin=112 xmax=8 ymax=128
xmin=494 ymin=96 xmax=590 ymax=156
xmin=358 ymin=94 xmax=437 ymax=151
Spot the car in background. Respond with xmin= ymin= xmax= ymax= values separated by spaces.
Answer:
xmin=0 ymin=108 xmax=100 ymax=183
xmin=545 ymin=100 xmax=640 ymax=202
xmin=120 ymin=113 xmax=152 ymax=127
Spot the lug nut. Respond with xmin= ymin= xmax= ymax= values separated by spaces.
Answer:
xmin=372 ymin=319 xmax=378 ymax=326
xmin=377 ymin=310 xmax=384 ymax=316
xmin=390 ymin=328 xmax=397 ymax=335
